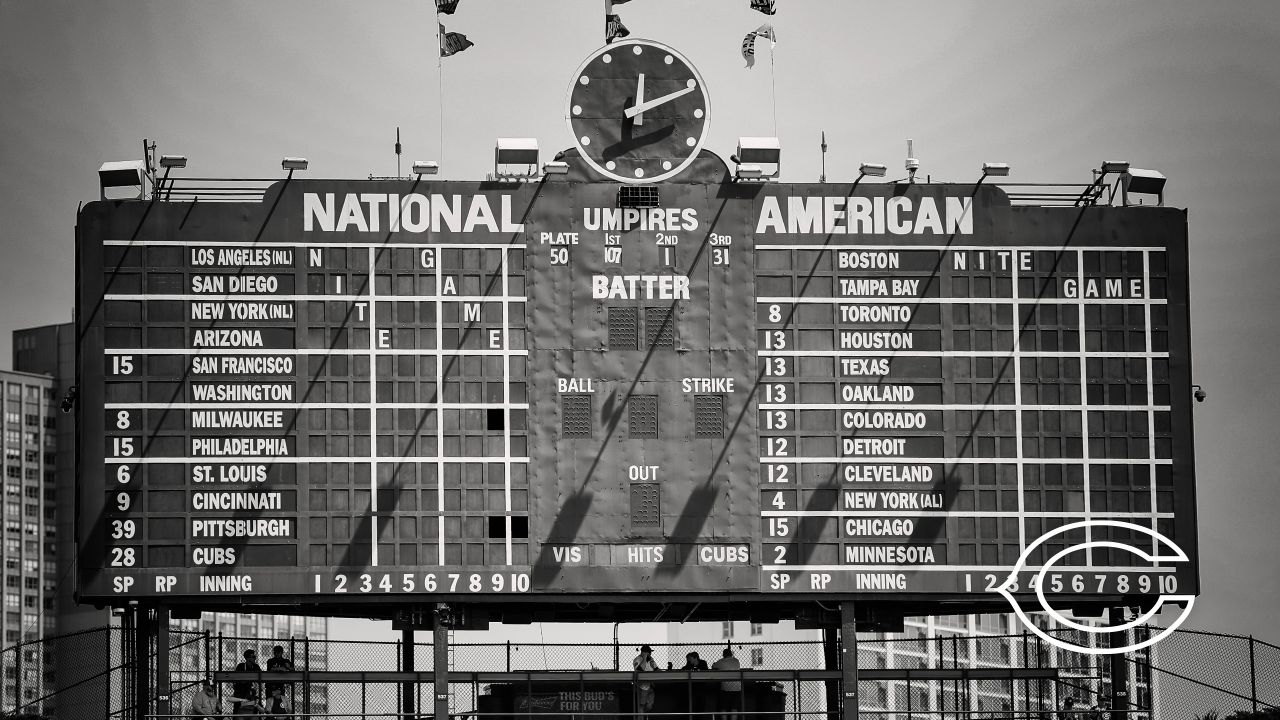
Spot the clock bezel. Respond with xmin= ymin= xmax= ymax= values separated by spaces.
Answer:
xmin=565 ymin=38 xmax=711 ymax=184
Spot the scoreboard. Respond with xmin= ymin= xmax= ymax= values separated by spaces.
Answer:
xmin=76 ymin=179 xmax=1198 ymax=608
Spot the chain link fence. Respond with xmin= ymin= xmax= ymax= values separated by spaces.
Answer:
xmin=3 ymin=621 xmax=1279 ymax=719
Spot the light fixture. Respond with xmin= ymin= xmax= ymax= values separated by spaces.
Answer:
xmin=159 ymin=155 xmax=187 ymax=169
xmin=735 ymin=164 xmax=764 ymax=181
xmin=495 ymin=138 xmax=539 ymax=179
xmin=412 ymin=160 xmax=439 ymax=176
xmin=858 ymin=162 xmax=888 ymax=179
xmin=1078 ymin=160 xmax=1132 ymax=206
xmin=281 ymin=157 xmax=309 ymax=171
xmin=542 ymin=160 xmax=569 ymax=175
xmin=1192 ymin=384 xmax=1206 ymax=403
xmin=734 ymin=137 xmax=780 ymax=180
xmin=980 ymin=162 xmax=1011 ymax=178
xmin=1101 ymin=160 xmax=1130 ymax=175
xmin=98 ymin=160 xmax=146 ymax=200
xmin=1121 ymin=168 xmax=1166 ymax=206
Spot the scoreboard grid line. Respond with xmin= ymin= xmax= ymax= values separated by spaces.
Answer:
xmin=104 ymin=294 xmax=527 ymax=302
xmin=102 ymin=348 xmax=531 ymax=356
xmin=107 ymin=402 xmax=533 ymax=410
xmin=102 ymin=240 xmax=521 ymax=249
xmin=756 ymin=297 xmax=1168 ymax=306
xmin=436 ymin=251 xmax=446 ymax=564
xmin=367 ymin=246 xmax=379 ymax=565
xmin=1145 ymin=251 xmax=1159 ymax=533
xmin=102 ymin=456 xmax=531 ymax=464
xmin=760 ymin=510 xmax=1176 ymax=518
xmin=1077 ymin=250 xmax=1094 ymax=564
xmin=756 ymin=403 xmax=1172 ymax=412
xmin=757 ymin=350 xmax=1169 ymax=358
xmin=502 ymin=247 xmax=513 ymax=565
xmin=1012 ymin=252 xmax=1027 ymax=553
xmin=756 ymin=244 xmax=1172 ymax=252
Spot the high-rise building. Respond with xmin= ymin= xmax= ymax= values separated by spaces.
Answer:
xmin=13 ymin=323 xmax=330 ymax=716
xmin=667 ymin=613 xmax=1155 ymax=717
xmin=0 ymin=368 xmax=58 ymax=715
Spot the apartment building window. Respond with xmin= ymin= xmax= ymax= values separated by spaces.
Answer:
xmin=750 ymin=622 xmax=763 ymax=636
xmin=722 ymin=621 xmax=733 ymax=639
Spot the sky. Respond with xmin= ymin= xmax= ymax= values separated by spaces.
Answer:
xmin=2 ymin=0 xmax=1279 ymax=648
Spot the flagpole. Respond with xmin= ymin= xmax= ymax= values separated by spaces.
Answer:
xmin=769 ymin=39 xmax=778 ymax=135
xmin=436 ymin=10 xmax=444 ymax=174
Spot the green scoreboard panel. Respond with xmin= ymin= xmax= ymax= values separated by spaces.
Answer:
xmin=75 ymin=179 xmax=1197 ymax=606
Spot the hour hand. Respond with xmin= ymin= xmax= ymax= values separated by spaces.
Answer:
xmin=624 ymin=85 xmax=694 ymax=119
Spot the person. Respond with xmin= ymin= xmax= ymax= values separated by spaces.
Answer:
xmin=1088 ymin=700 xmax=1110 ymax=720
xmin=265 ymin=645 xmax=294 ymax=695
xmin=232 ymin=648 xmax=262 ymax=714
xmin=711 ymin=648 xmax=742 ymax=720
xmin=683 ymin=651 xmax=713 ymax=717
xmin=263 ymin=686 xmax=291 ymax=720
xmin=1058 ymin=697 xmax=1079 ymax=720
xmin=226 ymin=686 xmax=265 ymax=716
xmin=633 ymin=644 xmax=659 ymax=720
xmin=682 ymin=651 xmax=709 ymax=671
xmin=189 ymin=681 xmax=222 ymax=719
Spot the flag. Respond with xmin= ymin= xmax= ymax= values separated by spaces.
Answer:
xmin=741 ymin=23 xmax=775 ymax=68
xmin=436 ymin=0 xmax=461 ymax=14
xmin=606 ymin=13 xmax=630 ymax=43
xmin=439 ymin=24 xmax=473 ymax=57
xmin=750 ymin=0 xmax=776 ymax=15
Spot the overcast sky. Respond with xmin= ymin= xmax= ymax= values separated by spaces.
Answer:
xmin=2 ymin=0 xmax=1278 ymax=646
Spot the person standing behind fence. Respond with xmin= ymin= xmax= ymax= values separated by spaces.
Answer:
xmin=264 ymin=685 xmax=291 ymax=720
xmin=265 ymin=645 xmax=294 ymax=694
xmin=232 ymin=648 xmax=262 ymax=714
xmin=711 ymin=648 xmax=742 ymax=720
xmin=633 ymin=644 xmax=659 ymax=720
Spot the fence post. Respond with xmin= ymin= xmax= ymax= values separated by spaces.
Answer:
xmin=506 ymin=640 xmax=512 ymax=672
xmin=1250 ymin=635 xmax=1258 ymax=713
xmin=14 ymin=639 xmax=22 ymax=715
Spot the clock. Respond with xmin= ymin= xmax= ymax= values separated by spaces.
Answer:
xmin=566 ymin=39 xmax=711 ymax=184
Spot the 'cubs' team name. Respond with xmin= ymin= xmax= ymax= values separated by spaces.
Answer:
xmin=192 ymin=329 xmax=262 ymax=347
xmin=844 ymin=545 xmax=937 ymax=564
xmin=303 ymin=192 xmax=525 ymax=233
xmin=191 ymin=438 xmax=289 ymax=456
xmin=191 ymin=518 xmax=292 ymax=538
xmin=756 ymin=196 xmax=973 ymax=235
xmin=591 ymin=275 xmax=690 ymax=300
xmin=191 ymin=356 xmax=295 ymax=375
xmin=192 ymin=492 xmax=282 ymax=510
xmin=190 ymin=410 xmax=285 ymax=429
xmin=190 ymin=384 xmax=293 ymax=402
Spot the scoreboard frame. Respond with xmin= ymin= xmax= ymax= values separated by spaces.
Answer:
xmin=74 ymin=177 xmax=1198 ymax=620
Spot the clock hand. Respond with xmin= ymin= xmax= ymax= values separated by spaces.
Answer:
xmin=634 ymin=73 xmax=645 ymax=126
xmin=624 ymin=85 xmax=695 ymax=119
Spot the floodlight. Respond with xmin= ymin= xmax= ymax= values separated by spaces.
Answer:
xmin=1121 ymin=168 xmax=1167 ymax=206
xmin=735 ymin=165 xmax=765 ymax=180
xmin=736 ymin=137 xmax=781 ymax=165
xmin=412 ymin=160 xmax=440 ymax=176
xmin=159 ymin=155 xmax=187 ymax=169
xmin=1101 ymin=160 xmax=1130 ymax=175
xmin=858 ymin=162 xmax=888 ymax=178
xmin=981 ymin=162 xmax=1011 ymax=178
xmin=281 ymin=157 xmax=309 ymax=171
xmin=542 ymin=160 xmax=569 ymax=175
xmin=98 ymin=160 xmax=146 ymax=200
xmin=495 ymin=138 xmax=539 ymax=165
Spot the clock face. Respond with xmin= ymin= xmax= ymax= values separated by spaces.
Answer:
xmin=566 ymin=39 xmax=710 ymax=184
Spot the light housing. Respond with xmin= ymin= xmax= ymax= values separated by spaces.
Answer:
xmin=981 ymin=162 xmax=1011 ymax=177
xmin=494 ymin=138 xmax=539 ymax=178
xmin=542 ymin=160 xmax=569 ymax=175
xmin=98 ymin=160 xmax=146 ymax=200
xmin=159 ymin=155 xmax=187 ymax=169
xmin=858 ymin=162 xmax=888 ymax=178
xmin=412 ymin=160 xmax=440 ymax=176
xmin=734 ymin=137 xmax=780 ymax=180
xmin=1121 ymin=168 xmax=1166 ymax=206
xmin=281 ymin=157 xmax=309 ymax=171
xmin=735 ymin=164 xmax=765 ymax=180
xmin=1101 ymin=160 xmax=1130 ymax=175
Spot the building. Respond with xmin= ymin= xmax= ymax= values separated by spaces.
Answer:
xmin=667 ymin=613 xmax=1155 ymax=717
xmin=0 ymin=368 xmax=57 ymax=716
xmin=14 ymin=323 xmax=330 ymax=717
xmin=170 ymin=612 xmax=329 ymax=713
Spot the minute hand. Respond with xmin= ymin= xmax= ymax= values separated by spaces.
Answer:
xmin=624 ymin=85 xmax=694 ymax=118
